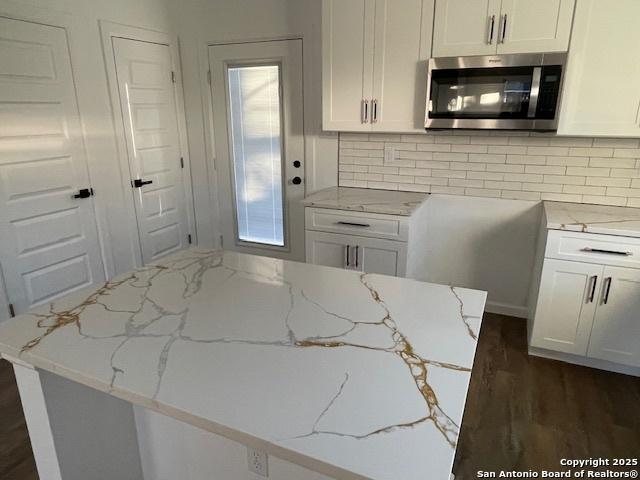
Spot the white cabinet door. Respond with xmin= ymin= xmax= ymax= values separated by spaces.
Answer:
xmin=530 ymin=259 xmax=601 ymax=355
xmin=0 ymin=18 xmax=105 ymax=314
xmin=354 ymin=235 xmax=407 ymax=277
xmin=371 ymin=0 xmax=433 ymax=132
xmin=497 ymin=0 xmax=574 ymax=54
xmin=306 ymin=231 xmax=406 ymax=276
xmin=306 ymin=231 xmax=349 ymax=270
xmin=587 ymin=266 xmax=640 ymax=367
xmin=432 ymin=0 xmax=502 ymax=57
xmin=322 ymin=0 xmax=375 ymax=131
xmin=558 ymin=0 xmax=640 ymax=137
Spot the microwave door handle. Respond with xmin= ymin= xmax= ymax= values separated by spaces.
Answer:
xmin=528 ymin=67 xmax=542 ymax=118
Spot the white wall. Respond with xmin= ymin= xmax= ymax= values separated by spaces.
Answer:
xmin=407 ymin=195 xmax=542 ymax=318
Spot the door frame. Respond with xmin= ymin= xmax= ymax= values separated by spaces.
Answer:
xmin=207 ymin=39 xmax=305 ymax=259
xmin=100 ymin=20 xmax=196 ymax=267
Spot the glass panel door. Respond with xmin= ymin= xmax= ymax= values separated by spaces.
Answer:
xmin=227 ymin=65 xmax=284 ymax=246
xmin=430 ymin=66 xmax=534 ymax=118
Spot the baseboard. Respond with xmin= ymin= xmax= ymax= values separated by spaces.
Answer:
xmin=485 ymin=301 xmax=527 ymax=319
xmin=528 ymin=346 xmax=640 ymax=377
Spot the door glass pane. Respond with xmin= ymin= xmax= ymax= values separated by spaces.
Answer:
xmin=430 ymin=67 xmax=533 ymax=118
xmin=227 ymin=65 xmax=284 ymax=246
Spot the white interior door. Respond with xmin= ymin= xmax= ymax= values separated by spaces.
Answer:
xmin=0 ymin=17 xmax=105 ymax=314
xmin=112 ymin=38 xmax=189 ymax=264
xmin=209 ymin=40 xmax=306 ymax=261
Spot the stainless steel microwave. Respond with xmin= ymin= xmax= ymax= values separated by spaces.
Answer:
xmin=425 ymin=53 xmax=566 ymax=131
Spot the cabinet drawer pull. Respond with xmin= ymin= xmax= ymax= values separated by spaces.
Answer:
xmin=580 ymin=247 xmax=633 ymax=256
xmin=602 ymin=276 xmax=612 ymax=305
xmin=499 ymin=14 xmax=507 ymax=43
xmin=587 ymin=275 xmax=598 ymax=303
xmin=336 ymin=221 xmax=371 ymax=228
xmin=345 ymin=244 xmax=350 ymax=267
xmin=354 ymin=245 xmax=359 ymax=268
xmin=361 ymin=99 xmax=369 ymax=124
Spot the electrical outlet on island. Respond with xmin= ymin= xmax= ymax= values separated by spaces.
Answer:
xmin=247 ymin=447 xmax=268 ymax=477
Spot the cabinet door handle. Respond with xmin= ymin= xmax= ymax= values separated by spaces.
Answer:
xmin=372 ymin=99 xmax=378 ymax=123
xmin=487 ymin=15 xmax=496 ymax=44
xmin=345 ymin=244 xmax=350 ymax=267
xmin=499 ymin=14 xmax=507 ymax=43
xmin=580 ymin=247 xmax=633 ymax=256
xmin=336 ymin=221 xmax=371 ymax=228
xmin=361 ymin=99 xmax=369 ymax=124
xmin=587 ymin=275 xmax=598 ymax=303
xmin=602 ymin=277 xmax=612 ymax=305
xmin=354 ymin=245 xmax=359 ymax=268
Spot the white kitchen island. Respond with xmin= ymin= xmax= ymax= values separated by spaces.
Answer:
xmin=0 ymin=249 xmax=486 ymax=480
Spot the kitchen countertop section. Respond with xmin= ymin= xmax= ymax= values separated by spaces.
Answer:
xmin=0 ymin=249 xmax=486 ymax=480
xmin=302 ymin=187 xmax=428 ymax=216
xmin=544 ymin=201 xmax=640 ymax=238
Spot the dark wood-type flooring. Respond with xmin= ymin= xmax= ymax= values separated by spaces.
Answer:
xmin=1 ymin=313 xmax=639 ymax=480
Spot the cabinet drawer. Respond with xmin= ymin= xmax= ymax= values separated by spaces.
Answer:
xmin=545 ymin=230 xmax=640 ymax=269
xmin=305 ymin=208 xmax=409 ymax=241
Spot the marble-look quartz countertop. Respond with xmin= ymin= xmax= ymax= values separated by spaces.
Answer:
xmin=0 ymin=249 xmax=486 ymax=480
xmin=302 ymin=187 xmax=428 ymax=216
xmin=544 ymin=201 xmax=640 ymax=238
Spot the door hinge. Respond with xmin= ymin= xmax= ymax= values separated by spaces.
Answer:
xmin=8 ymin=303 xmax=15 ymax=318
xmin=180 ymin=157 xmax=184 ymax=169
xmin=187 ymin=234 xmax=192 ymax=244
xmin=171 ymin=70 xmax=176 ymax=83
xmin=207 ymin=70 xmax=212 ymax=85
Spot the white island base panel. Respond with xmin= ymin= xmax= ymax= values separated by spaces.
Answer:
xmin=0 ymin=249 xmax=486 ymax=480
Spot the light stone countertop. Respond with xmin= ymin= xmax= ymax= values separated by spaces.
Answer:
xmin=544 ymin=201 xmax=640 ymax=238
xmin=302 ymin=187 xmax=428 ymax=216
xmin=0 ymin=249 xmax=486 ymax=480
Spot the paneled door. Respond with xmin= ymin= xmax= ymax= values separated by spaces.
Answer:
xmin=0 ymin=17 xmax=105 ymax=314
xmin=112 ymin=38 xmax=189 ymax=264
xmin=209 ymin=40 xmax=305 ymax=261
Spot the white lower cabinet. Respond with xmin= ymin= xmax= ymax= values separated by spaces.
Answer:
xmin=530 ymin=230 xmax=640 ymax=371
xmin=306 ymin=231 xmax=407 ymax=277
xmin=305 ymin=208 xmax=408 ymax=277
xmin=587 ymin=266 xmax=640 ymax=367
xmin=531 ymin=259 xmax=600 ymax=356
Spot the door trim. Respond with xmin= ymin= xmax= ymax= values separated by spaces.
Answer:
xmin=99 ymin=20 xmax=196 ymax=267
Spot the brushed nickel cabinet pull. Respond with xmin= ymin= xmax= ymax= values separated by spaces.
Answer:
xmin=372 ymin=99 xmax=378 ymax=123
xmin=361 ymin=99 xmax=369 ymax=124
xmin=500 ymin=14 xmax=507 ymax=43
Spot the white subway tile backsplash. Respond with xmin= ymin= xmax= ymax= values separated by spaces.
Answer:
xmin=338 ymin=132 xmax=640 ymax=208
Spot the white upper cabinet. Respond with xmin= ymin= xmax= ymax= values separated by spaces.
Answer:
xmin=433 ymin=0 xmax=574 ymax=57
xmin=322 ymin=0 xmax=374 ymax=131
xmin=497 ymin=0 xmax=575 ymax=54
xmin=558 ymin=0 xmax=640 ymax=138
xmin=322 ymin=0 xmax=434 ymax=132
xmin=371 ymin=0 xmax=434 ymax=132
xmin=432 ymin=0 xmax=501 ymax=57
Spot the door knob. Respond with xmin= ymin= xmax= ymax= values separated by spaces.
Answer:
xmin=73 ymin=188 xmax=94 ymax=199
xmin=132 ymin=179 xmax=153 ymax=188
